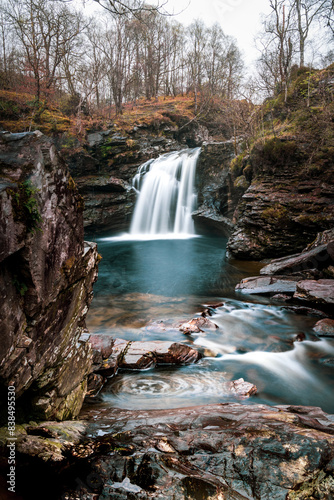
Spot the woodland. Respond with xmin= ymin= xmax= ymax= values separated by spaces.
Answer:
xmin=0 ymin=0 xmax=333 ymax=140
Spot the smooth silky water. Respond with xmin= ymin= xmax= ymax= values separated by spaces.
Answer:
xmin=84 ymin=149 xmax=334 ymax=414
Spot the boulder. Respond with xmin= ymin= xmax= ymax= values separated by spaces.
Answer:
xmin=235 ymin=275 xmax=300 ymax=295
xmin=179 ymin=316 xmax=219 ymax=334
xmin=313 ymin=318 xmax=334 ymax=337
xmin=192 ymin=206 xmax=235 ymax=236
xmin=260 ymin=242 xmax=334 ymax=276
xmin=119 ymin=341 xmax=202 ymax=369
xmin=224 ymin=378 xmax=257 ymax=398
xmin=294 ymin=279 xmax=334 ymax=305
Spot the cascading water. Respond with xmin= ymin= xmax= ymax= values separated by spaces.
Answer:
xmin=130 ymin=148 xmax=200 ymax=237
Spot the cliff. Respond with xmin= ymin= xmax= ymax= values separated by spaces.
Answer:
xmin=0 ymin=131 xmax=99 ymax=421
xmin=227 ymin=65 xmax=334 ymax=260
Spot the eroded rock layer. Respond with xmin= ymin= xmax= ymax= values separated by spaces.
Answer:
xmin=0 ymin=131 xmax=99 ymax=421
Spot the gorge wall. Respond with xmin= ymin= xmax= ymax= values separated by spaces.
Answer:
xmin=226 ymin=138 xmax=334 ymax=260
xmin=66 ymin=121 xmax=210 ymax=235
xmin=0 ymin=131 xmax=99 ymax=422
xmin=61 ymin=65 xmax=334 ymax=258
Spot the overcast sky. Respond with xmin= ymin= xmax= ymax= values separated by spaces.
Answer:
xmin=162 ymin=0 xmax=272 ymax=66
xmin=82 ymin=0 xmax=272 ymax=67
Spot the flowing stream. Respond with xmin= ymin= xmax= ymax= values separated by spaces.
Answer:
xmin=85 ymin=149 xmax=334 ymax=414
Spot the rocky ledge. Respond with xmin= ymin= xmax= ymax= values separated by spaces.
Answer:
xmin=235 ymin=229 xmax=334 ymax=316
xmin=0 ymin=131 xmax=99 ymax=421
xmin=4 ymin=403 xmax=334 ymax=499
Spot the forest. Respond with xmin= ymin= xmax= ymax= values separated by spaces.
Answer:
xmin=0 ymin=0 xmax=333 ymax=127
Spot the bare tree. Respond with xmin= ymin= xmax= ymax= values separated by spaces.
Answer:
xmin=293 ymin=0 xmax=328 ymax=67
xmin=3 ymin=0 xmax=86 ymax=102
xmin=257 ymin=0 xmax=295 ymax=101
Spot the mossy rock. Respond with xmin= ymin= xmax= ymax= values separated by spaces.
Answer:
xmin=234 ymin=175 xmax=249 ymax=190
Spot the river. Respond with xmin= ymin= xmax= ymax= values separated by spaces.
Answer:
xmin=85 ymin=234 xmax=334 ymax=413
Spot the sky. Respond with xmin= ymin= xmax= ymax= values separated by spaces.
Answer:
xmin=162 ymin=0 xmax=272 ymax=66
xmin=82 ymin=0 xmax=272 ymax=67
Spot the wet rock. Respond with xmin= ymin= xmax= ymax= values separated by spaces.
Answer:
xmin=0 ymin=131 xmax=99 ymax=420
xmin=270 ymin=293 xmax=292 ymax=302
xmin=6 ymin=404 xmax=334 ymax=499
xmin=89 ymin=336 xmax=202 ymax=374
xmin=179 ymin=316 xmax=219 ymax=334
xmin=294 ymin=279 xmax=334 ymax=305
xmin=120 ymin=341 xmax=202 ymax=369
xmin=294 ymin=332 xmax=306 ymax=342
xmin=192 ymin=206 xmax=235 ymax=236
xmin=235 ymin=275 xmax=299 ymax=295
xmin=77 ymin=404 xmax=334 ymax=500
xmin=225 ymin=378 xmax=257 ymax=397
xmin=313 ymin=318 xmax=334 ymax=337
xmin=281 ymin=305 xmax=328 ymax=317
xmin=202 ymin=302 xmax=225 ymax=317
xmin=260 ymin=242 xmax=334 ymax=276
xmin=86 ymin=373 xmax=106 ymax=399
xmin=90 ymin=336 xmax=129 ymax=377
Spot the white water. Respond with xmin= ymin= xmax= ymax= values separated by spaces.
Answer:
xmin=129 ymin=148 xmax=200 ymax=237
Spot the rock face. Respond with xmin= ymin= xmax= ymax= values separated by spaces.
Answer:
xmin=0 ymin=131 xmax=99 ymax=421
xmin=65 ymin=132 xmax=245 ymax=236
xmin=193 ymin=140 xmax=244 ymax=236
xmin=227 ymin=149 xmax=334 ymax=260
xmin=8 ymin=404 xmax=334 ymax=499
xmin=66 ymin=130 xmax=185 ymax=234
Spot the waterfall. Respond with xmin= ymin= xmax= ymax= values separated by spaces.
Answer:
xmin=130 ymin=148 xmax=200 ymax=238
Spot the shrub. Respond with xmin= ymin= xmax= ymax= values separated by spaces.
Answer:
xmin=8 ymin=180 xmax=42 ymax=233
